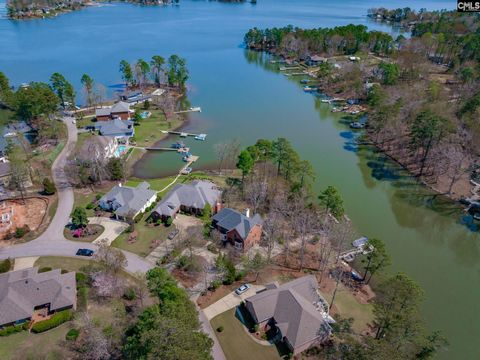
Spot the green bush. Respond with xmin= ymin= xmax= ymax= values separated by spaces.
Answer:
xmin=0 ymin=323 xmax=29 ymax=336
xmin=31 ymin=310 xmax=73 ymax=333
xmin=42 ymin=177 xmax=56 ymax=195
xmin=77 ymin=287 xmax=88 ymax=311
xmin=210 ymin=279 xmax=222 ymax=291
xmin=0 ymin=258 xmax=12 ymax=273
xmin=165 ymin=217 xmax=173 ymax=227
xmin=75 ymin=272 xmax=88 ymax=287
xmin=65 ymin=328 xmax=80 ymax=341
xmin=86 ymin=203 xmax=94 ymax=210
xmin=207 ymin=243 xmax=218 ymax=254
xmin=95 ymin=194 xmax=102 ymax=201
xmin=15 ymin=226 xmax=29 ymax=238
xmin=216 ymin=326 xmax=224 ymax=333
xmin=123 ymin=287 xmax=137 ymax=301
xmin=38 ymin=267 xmax=52 ymax=273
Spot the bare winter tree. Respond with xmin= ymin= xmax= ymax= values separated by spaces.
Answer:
xmin=244 ymin=174 xmax=268 ymax=213
xmin=262 ymin=210 xmax=283 ymax=263
xmin=225 ymin=138 xmax=241 ymax=172
xmin=435 ymin=144 xmax=472 ymax=195
xmin=94 ymin=243 xmax=127 ymax=276
xmin=72 ymin=312 xmax=110 ymax=360
xmin=214 ymin=141 xmax=230 ymax=175
xmin=328 ymin=219 xmax=355 ymax=310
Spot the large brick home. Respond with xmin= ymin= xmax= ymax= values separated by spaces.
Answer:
xmin=95 ymin=101 xmax=133 ymax=121
xmin=245 ymin=276 xmax=332 ymax=355
xmin=211 ymin=208 xmax=262 ymax=251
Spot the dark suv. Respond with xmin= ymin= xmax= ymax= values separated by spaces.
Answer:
xmin=76 ymin=248 xmax=94 ymax=257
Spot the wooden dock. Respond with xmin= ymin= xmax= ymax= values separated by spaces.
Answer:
xmin=144 ymin=147 xmax=177 ymax=151
xmin=174 ymin=107 xmax=202 ymax=114
xmin=161 ymin=130 xmax=207 ymax=138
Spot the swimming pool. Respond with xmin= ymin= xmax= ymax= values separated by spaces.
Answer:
xmin=114 ymin=145 xmax=127 ymax=157
xmin=140 ymin=111 xmax=151 ymax=119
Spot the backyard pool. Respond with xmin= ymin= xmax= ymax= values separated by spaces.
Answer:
xmin=115 ymin=145 xmax=127 ymax=157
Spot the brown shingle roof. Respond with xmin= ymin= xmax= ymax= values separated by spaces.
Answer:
xmin=245 ymin=276 xmax=331 ymax=350
xmin=0 ymin=267 xmax=76 ymax=326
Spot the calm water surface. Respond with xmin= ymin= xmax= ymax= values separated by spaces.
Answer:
xmin=1 ymin=1 xmax=478 ymax=359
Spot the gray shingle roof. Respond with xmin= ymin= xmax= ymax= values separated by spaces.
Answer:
xmin=0 ymin=267 xmax=76 ymax=326
xmin=77 ymin=135 xmax=115 ymax=161
xmin=100 ymin=182 xmax=156 ymax=217
xmin=212 ymin=208 xmax=262 ymax=240
xmin=153 ymin=180 xmax=221 ymax=217
xmin=96 ymin=119 xmax=134 ymax=137
xmin=95 ymin=102 xmax=131 ymax=117
xmin=245 ymin=276 xmax=331 ymax=350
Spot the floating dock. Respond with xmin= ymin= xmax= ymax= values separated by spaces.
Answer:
xmin=174 ymin=107 xmax=202 ymax=114
xmin=161 ymin=130 xmax=208 ymax=139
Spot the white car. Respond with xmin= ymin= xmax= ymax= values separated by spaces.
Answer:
xmin=235 ymin=283 xmax=251 ymax=295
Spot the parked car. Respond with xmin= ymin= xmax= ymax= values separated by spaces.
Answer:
xmin=76 ymin=248 xmax=94 ymax=257
xmin=235 ymin=283 xmax=251 ymax=295
xmin=167 ymin=229 xmax=179 ymax=240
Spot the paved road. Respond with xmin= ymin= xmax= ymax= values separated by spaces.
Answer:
xmin=0 ymin=117 xmax=154 ymax=274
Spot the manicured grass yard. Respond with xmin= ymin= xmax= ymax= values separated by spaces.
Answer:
xmin=34 ymin=256 xmax=94 ymax=272
xmin=112 ymin=217 xmax=175 ymax=257
xmin=126 ymin=175 xmax=185 ymax=194
xmin=211 ymin=309 xmax=281 ymax=360
xmin=0 ymin=322 xmax=71 ymax=360
xmin=133 ymin=109 xmax=182 ymax=147
xmin=333 ymin=283 xmax=373 ymax=333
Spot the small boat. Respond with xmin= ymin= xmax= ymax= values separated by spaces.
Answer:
xmin=189 ymin=107 xmax=202 ymax=112
xmin=350 ymin=122 xmax=365 ymax=129
xmin=180 ymin=132 xmax=188 ymax=138
xmin=181 ymin=167 xmax=193 ymax=175
xmin=171 ymin=142 xmax=186 ymax=149
xmin=300 ymin=79 xmax=310 ymax=84
xmin=194 ymin=133 xmax=207 ymax=141
xmin=303 ymin=86 xmax=318 ymax=92
xmin=321 ymin=99 xmax=331 ymax=103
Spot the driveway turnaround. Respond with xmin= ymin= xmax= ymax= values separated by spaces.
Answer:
xmin=203 ymin=285 xmax=265 ymax=321
xmin=89 ymin=216 xmax=129 ymax=246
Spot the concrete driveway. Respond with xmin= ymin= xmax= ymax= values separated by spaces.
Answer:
xmin=203 ymin=284 xmax=265 ymax=321
xmin=89 ymin=217 xmax=129 ymax=246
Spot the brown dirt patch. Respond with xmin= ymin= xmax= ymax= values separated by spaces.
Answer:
xmin=0 ymin=198 xmax=48 ymax=243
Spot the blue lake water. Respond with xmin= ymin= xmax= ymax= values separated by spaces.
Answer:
xmin=2 ymin=1 xmax=479 ymax=359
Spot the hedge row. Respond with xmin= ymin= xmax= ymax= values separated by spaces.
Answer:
xmin=0 ymin=322 xmax=29 ymax=336
xmin=31 ymin=310 xmax=73 ymax=333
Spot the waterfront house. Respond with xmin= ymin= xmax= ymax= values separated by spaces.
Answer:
xmin=151 ymin=180 xmax=221 ymax=221
xmin=95 ymin=101 xmax=133 ymax=121
xmin=0 ymin=267 xmax=76 ymax=328
xmin=245 ymin=276 xmax=332 ymax=355
xmin=306 ymin=55 xmax=326 ymax=66
xmin=77 ymin=135 xmax=119 ymax=162
xmin=118 ymin=91 xmax=152 ymax=105
xmin=95 ymin=119 xmax=135 ymax=141
xmin=211 ymin=208 xmax=262 ymax=251
xmin=99 ymin=182 xmax=157 ymax=220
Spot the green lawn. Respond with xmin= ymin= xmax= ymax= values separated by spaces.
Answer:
xmin=0 ymin=322 xmax=71 ymax=360
xmin=132 ymin=109 xmax=182 ymax=147
xmin=333 ymin=284 xmax=373 ymax=333
xmin=34 ymin=256 xmax=95 ymax=272
xmin=126 ymin=175 xmax=185 ymax=194
xmin=112 ymin=218 xmax=175 ymax=257
xmin=73 ymin=189 xmax=105 ymax=217
xmin=210 ymin=309 xmax=281 ymax=360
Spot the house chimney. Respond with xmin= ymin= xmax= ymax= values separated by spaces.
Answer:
xmin=215 ymin=201 xmax=222 ymax=214
xmin=244 ymin=208 xmax=250 ymax=218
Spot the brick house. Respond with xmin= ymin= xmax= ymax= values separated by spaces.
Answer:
xmin=95 ymin=101 xmax=133 ymax=121
xmin=211 ymin=208 xmax=262 ymax=251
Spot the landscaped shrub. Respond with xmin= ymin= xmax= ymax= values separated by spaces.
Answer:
xmin=42 ymin=177 xmax=56 ymax=195
xmin=165 ymin=217 xmax=173 ymax=227
xmin=77 ymin=287 xmax=88 ymax=311
xmin=14 ymin=226 xmax=29 ymax=238
xmin=216 ymin=326 xmax=224 ymax=333
xmin=0 ymin=258 xmax=12 ymax=273
xmin=61 ymin=269 xmax=68 ymax=274
xmin=86 ymin=203 xmax=94 ymax=210
xmin=235 ymin=270 xmax=246 ymax=281
xmin=123 ymin=287 xmax=137 ymax=301
xmin=38 ymin=267 xmax=52 ymax=273
xmin=31 ymin=310 xmax=73 ymax=333
xmin=0 ymin=323 xmax=29 ymax=336
xmin=75 ymin=272 xmax=88 ymax=287
xmin=209 ymin=279 xmax=222 ymax=291
xmin=95 ymin=194 xmax=102 ymax=201
xmin=65 ymin=328 xmax=80 ymax=341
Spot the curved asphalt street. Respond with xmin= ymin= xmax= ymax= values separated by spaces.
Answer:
xmin=0 ymin=117 xmax=153 ymax=274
